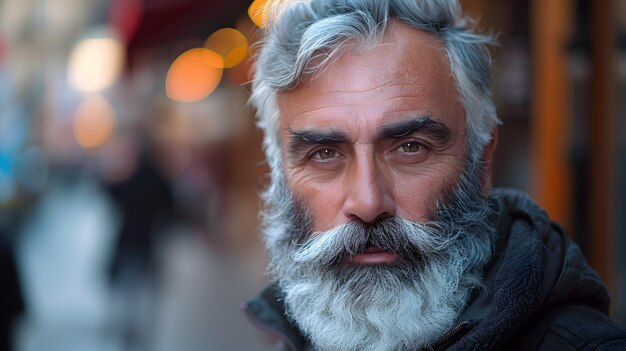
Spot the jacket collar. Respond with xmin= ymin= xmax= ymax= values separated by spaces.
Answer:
xmin=242 ymin=283 xmax=307 ymax=351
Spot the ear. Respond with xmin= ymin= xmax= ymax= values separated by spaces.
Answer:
xmin=480 ymin=127 xmax=498 ymax=193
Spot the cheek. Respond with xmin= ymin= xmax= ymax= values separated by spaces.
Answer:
xmin=391 ymin=163 xmax=464 ymax=222
xmin=287 ymin=174 xmax=346 ymax=232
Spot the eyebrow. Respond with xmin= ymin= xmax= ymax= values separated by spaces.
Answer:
xmin=284 ymin=116 xmax=452 ymax=157
xmin=378 ymin=117 xmax=452 ymax=145
xmin=286 ymin=128 xmax=348 ymax=144
xmin=285 ymin=128 xmax=350 ymax=157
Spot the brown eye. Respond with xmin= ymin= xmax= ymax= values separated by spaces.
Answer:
xmin=401 ymin=142 xmax=420 ymax=153
xmin=317 ymin=148 xmax=336 ymax=159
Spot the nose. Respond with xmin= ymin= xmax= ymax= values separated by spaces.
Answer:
xmin=342 ymin=153 xmax=395 ymax=223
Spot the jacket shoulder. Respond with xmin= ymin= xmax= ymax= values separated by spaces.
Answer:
xmin=514 ymin=304 xmax=626 ymax=350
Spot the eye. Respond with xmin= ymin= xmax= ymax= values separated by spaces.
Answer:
xmin=306 ymin=147 xmax=344 ymax=169
xmin=312 ymin=148 xmax=337 ymax=160
xmin=388 ymin=140 xmax=430 ymax=164
xmin=400 ymin=142 xmax=421 ymax=153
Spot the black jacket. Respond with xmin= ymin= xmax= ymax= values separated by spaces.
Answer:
xmin=243 ymin=189 xmax=626 ymax=350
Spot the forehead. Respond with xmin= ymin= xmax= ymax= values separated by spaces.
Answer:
xmin=277 ymin=20 xmax=464 ymax=134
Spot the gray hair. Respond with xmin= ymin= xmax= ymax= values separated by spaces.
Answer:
xmin=250 ymin=0 xmax=499 ymax=175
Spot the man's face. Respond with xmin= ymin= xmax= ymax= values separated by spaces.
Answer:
xmin=277 ymin=22 xmax=469 ymax=261
xmin=264 ymin=19 xmax=496 ymax=351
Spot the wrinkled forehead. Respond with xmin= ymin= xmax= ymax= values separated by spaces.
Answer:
xmin=291 ymin=20 xmax=451 ymax=89
xmin=277 ymin=21 xmax=461 ymax=122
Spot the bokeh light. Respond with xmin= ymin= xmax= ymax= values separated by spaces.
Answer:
xmin=67 ymin=36 xmax=125 ymax=92
xmin=204 ymin=28 xmax=249 ymax=68
xmin=73 ymin=95 xmax=117 ymax=149
xmin=166 ymin=48 xmax=223 ymax=103
xmin=248 ymin=0 xmax=270 ymax=28
xmin=248 ymin=0 xmax=309 ymax=28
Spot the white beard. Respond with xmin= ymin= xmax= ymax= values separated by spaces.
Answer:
xmin=282 ymin=222 xmax=490 ymax=350
xmin=261 ymin=160 xmax=495 ymax=351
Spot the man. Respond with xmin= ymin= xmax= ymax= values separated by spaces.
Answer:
xmin=242 ymin=0 xmax=626 ymax=350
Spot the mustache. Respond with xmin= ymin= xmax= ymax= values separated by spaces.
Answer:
xmin=292 ymin=217 xmax=458 ymax=267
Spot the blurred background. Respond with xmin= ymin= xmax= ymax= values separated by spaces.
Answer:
xmin=0 ymin=0 xmax=624 ymax=350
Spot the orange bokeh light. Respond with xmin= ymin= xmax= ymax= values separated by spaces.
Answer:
xmin=204 ymin=28 xmax=249 ymax=68
xmin=166 ymin=48 xmax=224 ymax=103
xmin=249 ymin=0 xmax=310 ymax=28
xmin=248 ymin=0 xmax=270 ymax=28
xmin=73 ymin=95 xmax=117 ymax=149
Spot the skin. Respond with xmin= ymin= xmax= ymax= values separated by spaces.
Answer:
xmin=277 ymin=21 xmax=495 ymax=264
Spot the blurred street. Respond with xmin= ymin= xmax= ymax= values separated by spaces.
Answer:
xmin=13 ymin=176 xmax=272 ymax=351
